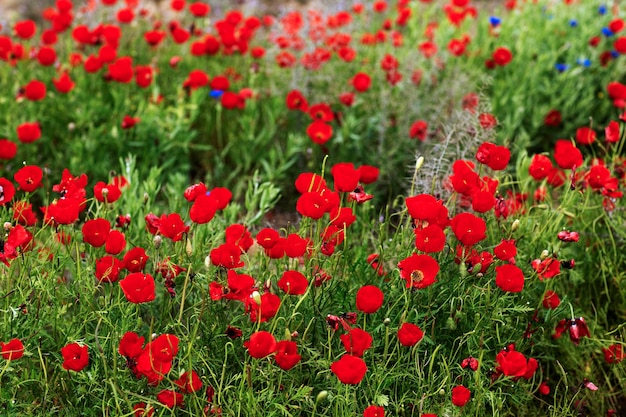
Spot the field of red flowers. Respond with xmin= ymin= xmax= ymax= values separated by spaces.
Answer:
xmin=0 ymin=0 xmax=625 ymax=416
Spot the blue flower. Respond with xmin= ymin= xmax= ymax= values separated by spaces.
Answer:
xmin=611 ymin=50 xmax=619 ymax=58
xmin=489 ymin=16 xmax=501 ymax=27
xmin=599 ymin=5 xmax=607 ymax=15
xmin=576 ymin=58 xmax=591 ymax=67
xmin=602 ymin=27 xmax=614 ymax=37
xmin=209 ymin=90 xmax=224 ymax=99
xmin=569 ymin=19 xmax=578 ymax=28
xmin=555 ymin=63 xmax=569 ymax=73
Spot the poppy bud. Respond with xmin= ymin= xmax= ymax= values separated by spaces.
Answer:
xmin=316 ymin=391 xmax=328 ymax=402
xmin=153 ymin=235 xmax=162 ymax=248
xmin=415 ymin=156 xmax=424 ymax=171
xmin=511 ymin=219 xmax=520 ymax=231
xmin=251 ymin=290 xmax=262 ymax=305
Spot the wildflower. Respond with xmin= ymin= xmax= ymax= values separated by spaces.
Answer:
xmin=278 ymin=271 xmax=308 ymax=295
xmin=119 ymin=273 xmax=156 ymax=304
xmin=16 ymin=122 xmax=41 ymax=144
xmin=397 ymin=322 xmax=424 ymax=347
xmin=330 ymin=354 xmax=367 ymax=384
xmin=13 ymin=165 xmax=42 ymax=192
xmin=409 ymin=120 xmax=428 ymax=141
xmin=1 ymin=338 xmax=24 ymax=360
xmin=245 ymin=331 xmax=276 ymax=358
xmin=542 ymin=290 xmax=561 ymax=309
xmin=495 ymin=264 xmax=525 ymax=292
xmin=451 ymin=385 xmax=471 ymax=407
xmin=340 ymin=328 xmax=373 ymax=357
xmin=553 ymin=317 xmax=590 ymax=345
xmin=175 ymin=370 xmax=203 ymax=393
xmin=492 ymin=47 xmax=512 ymax=66
xmin=461 ymin=357 xmax=479 ymax=371
xmin=82 ymin=218 xmax=111 ymax=247
xmin=274 ymin=341 xmax=301 ymax=370
xmin=450 ymin=212 xmax=487 ymax=246
xmin=603 ymin=344 xmax=625 ymax=363
xmin=61 ymin=342 xmax=89 ymax=371
xmin=157 ymin=390 xmax=184 ymax=408
xmin=397 ymin=253 xmax=440 ymax=289
xmin=363 ymin=405 xmax=385 ymax=417
xmin=553 ymin=140 xmax=582 ymax=170
xmin=331 ymin=163 xmax=360 ymax=192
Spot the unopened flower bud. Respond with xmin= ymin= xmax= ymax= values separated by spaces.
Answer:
xmin=540 ymin=250 xmax=550 ymax=260
xmin=251 ymin=290 xmax=262 ymax=305
xmin=143 ymin=193 xmax=149 ymax=205
xmin=383 ymin=318 xmax=391 ymax=326
xmin=3 ymin=222 xmax=12 ymax=230
xmin=153 ymin=235 xmax=162 ymax=249
xmin=511 ymin=219 xmax=520 ymax=231
xmin=68 ymin=122 xmax=75 ymax=131
xmin=316 ymin=391 xmax=328 ymax=402
xmin=415 ymin=156 xmax=424 ymax=171
xmin=204 ymin=255 xmax=211 ymax=269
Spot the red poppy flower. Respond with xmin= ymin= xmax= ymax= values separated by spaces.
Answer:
xmin=286 ymin=90 xmax=308 ymax=111
xmin=116 ymin=8 xmax=135 ymax=24
xmin=414 ymin=224 xmax=446 ymax=253
xmin=16 ymin=122 xmax=41 ymax=144
xmin=123 ymin=247 xmax=149 ymax=272
xmin=107 ymin=56 xmax=133 ymax=83
xmin=542 ymin=290 xmax=560 ymax=309
xmin=494 ymin=239 xmax=517 ymax=262
xmin=450 ymin=212 xmax=486 ymax=246
xmin=331 ymin=162 xmax=360 ymax=192
xmin=245 ymin=331 xmax=276 ymax=358
xmin=553 ymin=317 xmax=590 ymax=345
xmin=544 ymin=109 xmax=562 ymax=127
xmin=409 ymin=120 xmax=428 ymax=141
xmin=475 ymin=142 xmax=510 ymax=171
xmin=405 ymin=194 xmax=449 ymax=227
xmin=95 ymin=256 xmax=123 ymax=283
xmin=94 ymin=181 xmax=122 ymax=203
xmin=13 ymin=200 xmax=37 ymax=226
xmin=256 ymin=228 xmax=280 ymax=249
xmin=603 ymin=344 xmax=625 ymax=364
xmin=189 ymin=194 xmax=219 ymax=224
xmin=397 ymin=322 xmax=424 ymax=347
xmin=605 ymin=121 xmax=620 ymax=143
xmin=356 ymin=285 xmax=384 ymax=314
xmin=451 ymin=385 xmax=471 ymax=407
xmin=284 ymin=234 xmax=310 ymax=258
xmin=0 ymin=139 xmax=17 ymax=160
xmin=12 ymin=165 xmax=41 ymax=193
xmin=190 ymin=2 xmax=210 ymax=17
xmin=528 ymin=154 xmax=554 ymax=180
xmin=363 ymin=405 xmax=385 ymax=417
xmin=531 ymin=257 xmax=561 ymax=280
xmin=340 ymin=328 xmax=372 ymax=357
xmin=158 ymin=213 xmax=189 ymax=241
xmin=278 ymin=271 xmax=309 ymax=295
xmin=171 ymin=0 xmax=186 ymax=11
xmin=351 ymin=72 xmax=371 ymax=92
xmin=210 ymin=242 xmax=245 ymax=269
xmin=52 ymin=72 xmax=75 ymax=93
xmin=495 ymin=346 xmax=528 ymax=377
xmin=478 ymin=113 xmax=497 ymax=129
xmin=495 ymin=264 xmax=524 ymax=292
xmin=274 ymin=340 xmax=301 ymax=370
xmin=24 ymin=80 xmax=46 ymax=101
xmin=553 ymin=140 xmax=582 ymax=170
xmin=61 ymin=342 xmax=89 ymax=371
xmin=492 ymin=47 xmax=512 ymax=66
xmin=119 ymin=273 xmax=156 ymax=303
xmin=330 ymin=354 xmax=367 ymax=384
xmin=296 ymin=191 xmax=327 ymax=219
xmin=157 ymin=390 xmax=184 ymax=408
xmin=105 ymin=230 xmax=126 ymax=255
xmin=306 ymin=121 xmax=333 ymax=145
xmin=248 ymin=292 xmax=281 ymax=323
xmin=358 ymin=165 xmax=379 ymax=184
xmin=397 ymin=253 xmax=439 ymax=289
xmin=1 ymin=338 xmax=24 ymax=360
xmin=42 ymin=198 xmax=80 ymax=225
xmin=82 ymin=218 xmax=111 ymax=247
xmin=14 ymin=20 xmax=36 ymax=39
xmin=174 ymin=370 xmax=203 ymax=393
xmin=295 ymin=172 xmax=326 ymax=194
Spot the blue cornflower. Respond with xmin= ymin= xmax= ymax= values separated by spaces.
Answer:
xmin=555 ymin=63 xmax=569 ymax=73
xmin=611 ymin=50 xmax=619 ymax=58
xmin=569 ymin=19 xmax=578 ymax=28
xmin=602 ymin=27 xmax=614 ymax=37
xmin=209 ymin=90 xmax=224 ymax=99
xmin=576 ymin=58 xmax=591 ymax=67
xmin=489 ymin=16 xmax=501 ymax=27
xmin=599 ymin=5 xmax=607 ymax=15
